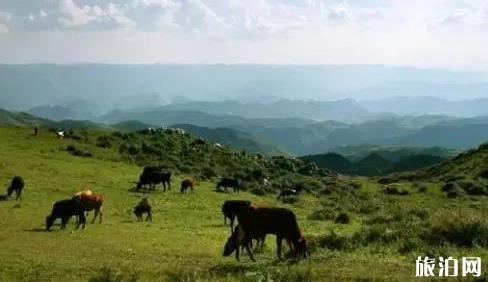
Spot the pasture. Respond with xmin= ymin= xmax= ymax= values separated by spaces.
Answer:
xmin=0 ymin=126 xmax=487 ymax=281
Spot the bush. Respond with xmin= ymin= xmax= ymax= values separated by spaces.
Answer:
xmin=280 ymin=196 xmax=299 ymax=204
xmin=383 ymin=185 xmax=409 ymax=196
xmin=96 ymin=136 xmax=112 ymax=148
xmin=66 ymin=145 xmax=76 ymax=152
xmin=317 ymin=231 xmax=355 ymax=251
xmin=425 ymin=212 xmax=488 ymax=247
xmin=335 ymin=212 xmax=350 ymax=224
xmin=308 ymin=207 xmax=337 ymax=221
xmin=249 ymin=187 xmax=266 ymax=196
xmin=67 ymin=145 xmax=92 ymax=158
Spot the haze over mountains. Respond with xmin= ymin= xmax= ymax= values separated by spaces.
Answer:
xmin=1 ymin=64 xmax=488 ymax=117
xmin=2 ymin=63 xmax=488 ymax=159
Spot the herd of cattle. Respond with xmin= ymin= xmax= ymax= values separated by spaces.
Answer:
xmin=2 ymin=167 xmax=308 ymax=261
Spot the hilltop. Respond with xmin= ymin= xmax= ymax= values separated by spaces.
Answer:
xmin=0 ymin=109 xmax=284 ymax=156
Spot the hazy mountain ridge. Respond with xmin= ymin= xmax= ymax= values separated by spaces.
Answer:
xmin=2 ymin=64 xmax=487 ymax=118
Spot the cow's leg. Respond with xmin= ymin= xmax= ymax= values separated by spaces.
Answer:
xmin=98 ymin=208 xmax=103 ymax=223
xmin=146 ymin=211 xmax=152 ymax=222
xmin=244 ymin=241 xmax=255 ymax=262
xmin=16 ymin=189 xmax=22 ymax=200
xmin=276 ymin=236 xmax=283 ymax=260
xmin=235 ymin=243 xmax=240 ymax=261
xmin=61 ymin=217 xmax=68 ymax=229
xmin=92 ymin=209 xmax=99 ymax=224
xmin=77 ymin=212 xmax=86 ymax=229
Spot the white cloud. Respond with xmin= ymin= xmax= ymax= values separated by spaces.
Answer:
xmin=0 ymin=0 xmax=488 ymax=69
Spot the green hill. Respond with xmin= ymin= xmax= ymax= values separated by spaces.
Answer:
xmin=170 ymin=124 xmax=288 ymax=156
xmin=0 ymin=109 xmax=284 ymax=156
xmin=1 ymin=124 xmax=488 ymax=281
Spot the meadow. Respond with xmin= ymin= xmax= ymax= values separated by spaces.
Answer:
xmin=0 ymin=126 xmax=487 ymax=281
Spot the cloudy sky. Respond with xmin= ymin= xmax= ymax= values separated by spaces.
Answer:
xmin=0 ymin=0 xmax=487 ymax=69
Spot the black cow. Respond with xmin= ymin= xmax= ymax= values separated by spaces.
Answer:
xmin=136 ymin=166 xmax=171 ymax=191
xmin=277 ymin=189 xmax=299 ymax=199
xmin=46 ymin=199 xmax=86 ymax=230
xmin=225 ymin=206 xmax=307 ymax=261
xmin=217 ymin=178 xmax=239 ymax=193
xmin=7 ymin=176 xmax=24 ymax=200
xmin=221 ymin=200 xmax=251 ymax=230
xmin=134 ymin=198 xmax=152 ymax=221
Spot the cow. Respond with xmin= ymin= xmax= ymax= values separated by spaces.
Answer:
xmin=73 ymin=190 xmax=104 ymax=224
xmin=217 ymin=177 xmax=239 ymax=193
xmin=7 ymin=176 xmax=24 ymax=200
xmin=221 ymin=200 xmax=251 ymax=230
xmin=137 ymin=166 xmax=171 ymax=191
xmin=46 ymin=199 xmax=86 ymax=230
xmin=180 ymin=178 xmax=197 ymax=193
xmin=224 ymin=205 xmax=307 ymax=261
xmin=134 ymin=198 xmax=152 ymax=222
xmin=223 ymin=225 xmax=266 ymax=261
xmin=277 ymin=189 xmax=299 ymax=199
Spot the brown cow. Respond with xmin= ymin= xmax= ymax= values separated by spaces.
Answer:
xmin=180 ymin=177 xmax=197 ymax=193
xmin=224 ymin=205 xmax=307 ymax=261
xmin=73 ymin=190 xmax=104 ymax=224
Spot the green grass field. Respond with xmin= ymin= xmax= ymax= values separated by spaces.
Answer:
xmin=0 ymin=126 xmax=487 ymax=281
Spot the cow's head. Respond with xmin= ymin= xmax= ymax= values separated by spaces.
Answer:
xmin=45 ymin=215 xmax=54 ymax=231
xmin=295 ymin=236 xmax=308 ymax=259
xmin=223 ymin=225 xmax=245 ymax=256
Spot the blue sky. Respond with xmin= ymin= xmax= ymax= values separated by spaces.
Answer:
xmin=0 ymin=0 xmax=487 ymax=69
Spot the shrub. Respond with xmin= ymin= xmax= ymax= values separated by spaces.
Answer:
xmin=335 ymin=212 xmax=350 ymax=224
xmin=308 ymin=207 xmax=337 ymax=221
xmin=66 ymin=145 xmax=76 ymax=152
xmin=280 ymin=196 xmax=299 ymax=204
xmin=425 ymin=212 xmax=488 ymax=247
xmin=383 ymin=185 xmax=409 ymax=196
xmin=317 ymin=231 xmax=354 ymax=251
xmin=249 ymin=187 xmax=266 ymax=196
xmin=96 ymin=136 xmax=112 ymax=148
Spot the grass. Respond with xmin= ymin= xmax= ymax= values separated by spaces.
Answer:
xmin=0 ymin=126 xmax=487 ymax=281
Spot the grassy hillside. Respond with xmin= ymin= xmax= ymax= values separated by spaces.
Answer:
xmin=0 ymin=109 xmax=284 ymax=156
xmin=1 ymin=126 xmax=488 ymax=281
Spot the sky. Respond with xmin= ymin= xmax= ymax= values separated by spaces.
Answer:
xmin=0 ymin=0 xmax=487 ymax=70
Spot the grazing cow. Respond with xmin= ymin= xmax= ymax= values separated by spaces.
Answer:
xmin=223 ymin=225 xmax=266 ymax=261
xmin=134 ymin=198 xmax=152 ymax=221
xmin=180 ymin=178 xmax=197 ymax=193
xmin=137 ymin=166 xmax=171 ymax=191
xmin=46 ymin=199 xmax=86 ymax=230
xmin=73 ymin=190 xmax=104 ymax=224
xmin=221 ymin=200 xmax=251 ymax=230
xmin=7 ymin=176 xmax=24 ymax=200
xmin=226 ymin=205 xmax=307 ymax=261
xmin=217 ymin=178 xmax=239 ymax=193
xmin=277 ymin=189 xmax=298 ymax=199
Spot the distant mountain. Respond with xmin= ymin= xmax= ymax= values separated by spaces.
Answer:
xmin=360 ymin=96 xmax=488 ymax=117
xmin=170 ymin=124 xmax=287 ymax=156
xmin=27 ymin=105 xmax=82 ymax=121
xmin=98 ymin=108 xmax=316 ymax=129
xmin=1 ymin=64 xmax=486 ymax=116
xmin=0 ymin=109 xmax=47 ymax=127
xmin=330 ymin=145 xmax=457 ymax=162
xmin=162 ymin=99 xmax=374 ymax=123
xmin=301 ymin=150 xmax=448 ymax=176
